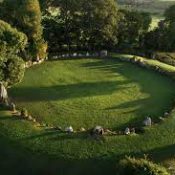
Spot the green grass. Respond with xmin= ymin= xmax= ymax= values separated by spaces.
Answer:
xmin=1 ymin=57 xmax=175 ymax=174
xmin=9 ymin=58 xmax=175 ymax=130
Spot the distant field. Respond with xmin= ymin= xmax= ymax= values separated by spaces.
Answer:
xmin=118 ymin=0 xmax=175 ymax=14
xmin=118 ymin=0 xmax=175 ymax=30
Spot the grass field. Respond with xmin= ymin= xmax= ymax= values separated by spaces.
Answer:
xmin=0 ymin=57 xmax=174 ymax=174
xmin=9 ymin=58 xmax=175 ymax=130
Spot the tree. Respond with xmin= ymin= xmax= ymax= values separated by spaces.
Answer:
xmin=143 ymin=4 xmax=175 ymax=52
xmin=0 ymin=19 xmax=27 ymax=54
xmin=164 ymin=4 xmax=175 ymax=23
xmin=117 ymin=10 xmax=151 ymax=48
xmin=43 ymin=0 xmax=120 ymax=51
xmin=3 ymin=54 xmax=25 ymax=86
xmin=0 ymin=0 xmax=47 ymax=60
xmin=0 ymin=20 xmax=26 ymax=86
xmin=80 ymin=0 xmax=119 ymax=50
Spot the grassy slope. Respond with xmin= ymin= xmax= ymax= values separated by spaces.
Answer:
xmin=0 ymin=57 xmax=175 ymax=174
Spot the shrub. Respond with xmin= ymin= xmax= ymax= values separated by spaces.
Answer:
xmin=117 ymin=156 xmax=170 ymax=175
xmin=0 ymin=19 xmax=27 ymax=54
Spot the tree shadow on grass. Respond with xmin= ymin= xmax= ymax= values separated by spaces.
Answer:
xmin=82 ymin=59 xmax=175 ymax=120
xmin=21 ymin=129 xmax=91 ymax=142
xmin=9 ymin=80 xmax=130 ymax=102
xmin=0 ymin=116 xmax=20 ymax=121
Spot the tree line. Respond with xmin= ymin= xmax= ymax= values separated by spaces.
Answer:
xmin=0 ymin=0 xmax=175 ymax=86
xmin=42 ymin=0 xmax=152 ymax=52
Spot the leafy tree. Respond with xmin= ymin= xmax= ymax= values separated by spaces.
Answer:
xmin=164 ymin=4 xmax=175 ymax=23
xmin=0 ymin=19 xmax=27 ymax=54
xmin=117 ymin=10 xmax=151 ymax=48
xmin=43 ymin=0 xmax=119 ymax=51
xmin=0 ymin=20 xmax=26 ymax=86
xmin=143 ymin=4 xmax=175 ymax=52
xmin=80 ymin=0 xmax=119 ymax=50
xmin=3 ymin=54 xmax=25 ymax=86
xmin=0 ymin=0 xmax=47 ymax=60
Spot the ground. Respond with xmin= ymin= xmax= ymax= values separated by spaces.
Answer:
xmin=1 ymin=57 xmax=175 ymax=175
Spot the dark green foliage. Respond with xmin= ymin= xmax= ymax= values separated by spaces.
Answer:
xmin=43 ymin=0 xmax=119 ymax=52
xmin=4 ymin=54 xmax=25 ymax=86
xmin=0 ymin=0 xmax=47 ymax=60
xmin=165 ymin=4 xmax=175 ymax=23
xmin=0 ymin=19 xmax=27 ymax=54
xmin=143 ymin=4 xmax=175 ymax=52
xmin=117 ymin=156 xmax=170 ymax=175
xmin=117 ymin=10 xmax=151 ymax=48
xmin=0 ymin=20 xmax=25 ymax=86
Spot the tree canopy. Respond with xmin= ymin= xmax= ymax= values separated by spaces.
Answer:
xmin=0 ymin=0 xmax=47 ymax=60
xmin=43 ymin=0 xmax=119 ymax=52
xmin=0 ymin=20 xmax=26 ymax=86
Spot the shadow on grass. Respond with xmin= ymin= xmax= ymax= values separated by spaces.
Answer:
xmin=9 ymin=80 xmax=130 ymax=102
xmin=21 ymin=130 xmax=88 ymax=141
xmin=0 ymin=116 xmax=20 ymax=121
xmin=82 ymin=58 xmax=175 ymax=119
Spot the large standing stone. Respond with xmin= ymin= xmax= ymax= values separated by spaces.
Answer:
xmin=92 ymin=126 xmax=104 ymax=135
xmin=0 ymin=82 xmax=8 ymax=104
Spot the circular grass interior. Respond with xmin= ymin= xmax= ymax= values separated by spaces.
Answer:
xmin=2 ymin=57 xmax=175 ymax=174
xmin=10 ymin=58 xmax=175 ymax=130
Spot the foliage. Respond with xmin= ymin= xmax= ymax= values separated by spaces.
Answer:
xmin=164 ymin=4 xmax=175 ymax=23
xmin=117 ymin=156 xmax=170 ymax=175
xmin=3 ymin=54 xmax=25 ymax=86
xmin=0 ymin=0 xmax=47 ymax=60
xmin=0 ymin=20 xmax=25 ymax=86
xmin=43 ymin=0 xmax=119 ymax=51
xmin=143 ymin=4 xmax=175 ymax=52
xmin=0 ymin=20 xmax=27 ymax=54
xmin=117 ymin=10 xmax=151 ymax=48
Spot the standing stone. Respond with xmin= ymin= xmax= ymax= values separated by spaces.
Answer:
xmin=124 ymin=127 xmax=130 ymax=135
xmin=65 ymin=126 xmax=74 ymax=133
xmin=143 ymin=117 xmax=152 ymax=126
xmin=0 ymin=82 xmax=8 ymax=104
xmin=92 ymin=126 xmax=104 ymax=135
xmin=100 ymin=50 xmax=108 ymax=57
